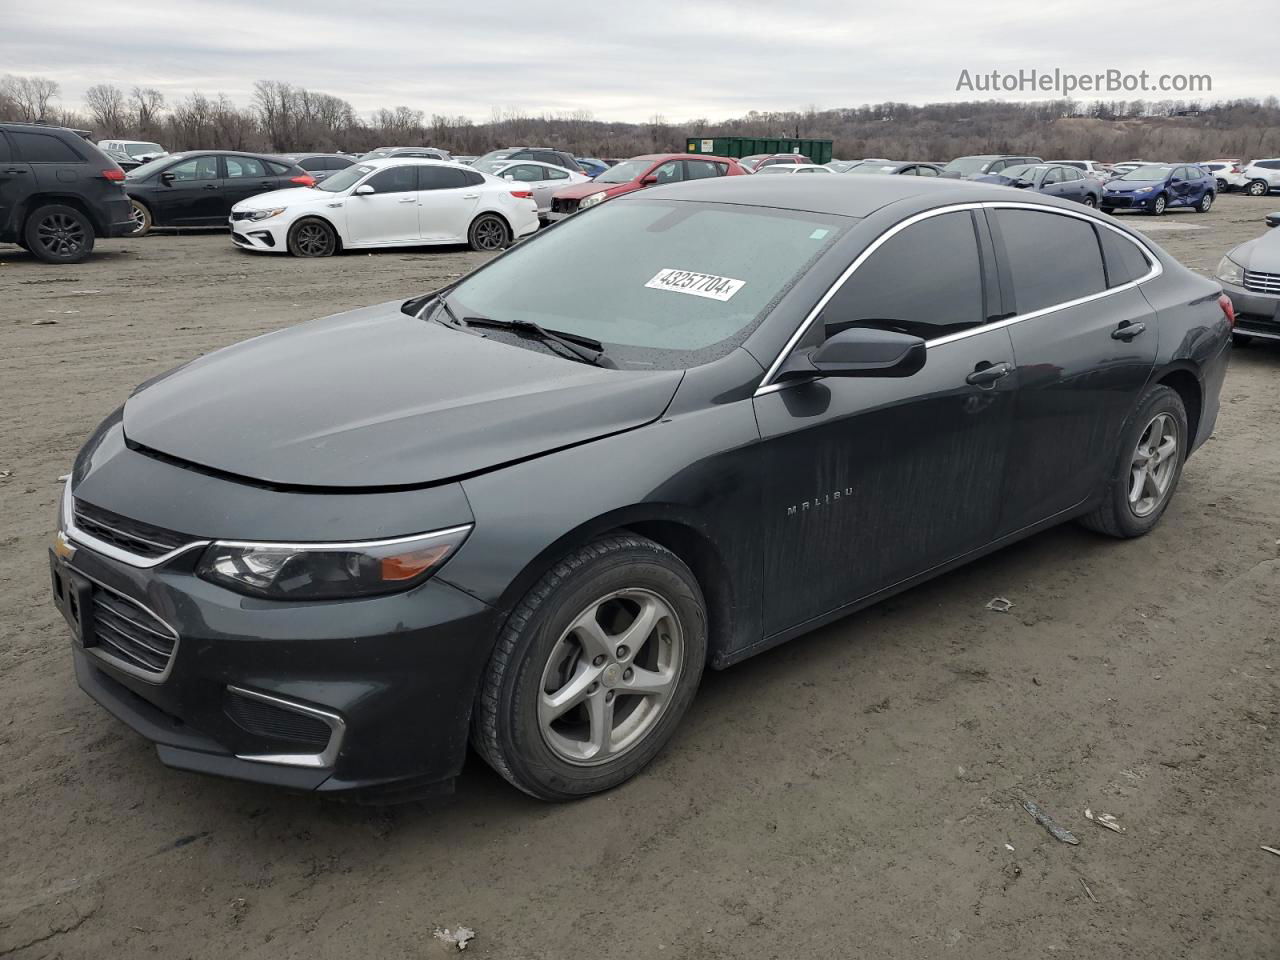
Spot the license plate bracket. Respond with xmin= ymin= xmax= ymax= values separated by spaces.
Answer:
xmin=49 ymin=551 xmax=95 ymax=648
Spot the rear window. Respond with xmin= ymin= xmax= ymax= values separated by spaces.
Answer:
xmin=995 ymin=209 xmax=1107 ymax=314
xmin=9 ymin=130 xmax=82 ymax=163
xmin=266 ymin=160 xmax=291 ymax=175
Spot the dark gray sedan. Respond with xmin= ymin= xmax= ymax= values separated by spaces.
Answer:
xmin=844 ymin=161 xmax=945 ymax=177
xmin=1217 ymin=223 xmax=1280 ymax=344
xmin=273 ymin=153 xmax=356 ymax=183
xmin=976 ymin=163 xmax=1103 ymax=207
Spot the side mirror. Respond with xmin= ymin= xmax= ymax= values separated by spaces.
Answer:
xmin=160 ymin=171 xmax=175 ymax=184
xmin=504 ymin=174 xmax=515 ymax=181
xmin=778 ymin=326 xmax=927 ymax=381
xmin=640 ymin=174 xmax=658 ymax=185
xmin=354 ymin=184 xmax=375 ymax=195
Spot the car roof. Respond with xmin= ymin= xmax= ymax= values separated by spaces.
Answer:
xmin=636 ymin=174 xmax=1066 ymax=219
xmin=352 ymin=157 xmax=475 ymax=169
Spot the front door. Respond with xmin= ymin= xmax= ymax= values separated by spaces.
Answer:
xmin=153 ymin=155 xmax=222 ymax=224
xmin=345 ymin=165 xmax=421 ymax=245
xmin=753 ymin=209 xmax=1017 ymax=636
xmin=986 ymin=206 xmax=1158 ymax=536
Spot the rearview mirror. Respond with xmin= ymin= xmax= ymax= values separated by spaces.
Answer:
xmin=354 ymin=184 xmax=375 ymax=195
xmin=777 ymin=326 xmax=927 ymax=381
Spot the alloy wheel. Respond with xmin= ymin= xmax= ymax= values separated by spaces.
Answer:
xmin=473 ymin=216 xmax=506 ymax=251
xmin=537 ymin=588 xmax=684 ymax=765
xmin=128 ymin=201 xmax=147 ymax=235
xmin=1152 ymin=196 xmax=1166 ymax=215
xmin=1248 ymin=181 xmax=1267 ymax=197
xmin=36 ymin=213 xmax=87 ymax=258
xmin=294 ymin=222 xmax=333 ymax=256
xmin=1128 ymin=413 xmax=1178 ymax=517
xmin=1083 ymin=195 xmax=1096 ymax=207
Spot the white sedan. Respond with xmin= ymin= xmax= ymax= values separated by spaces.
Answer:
xmin=490 ymin=161 xmax=591 ymax=217
xmin=229 ymin=158 xmax=540 ymax=256
xmin=753 ymin=164 xmax=835 ymax=175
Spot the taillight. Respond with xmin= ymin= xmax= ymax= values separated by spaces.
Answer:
xmin=510 ymin=190 xmax=533 ymax=199
xmin=101 ymin=168 xmax=125 ymax=181
xmin=290 ymin=175 xmax=316 ymax=187
xmin=1218 ymin=292 xmax=1236 ymax=328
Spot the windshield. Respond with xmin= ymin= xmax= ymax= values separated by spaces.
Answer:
xmin=318 ymin=163 xmax=373 ymax=192
xmin=126 ymin=154 xmax=183 ymax=179
xmin=1121 ymin=165 xmax=1172 ymax=181
xmin=943 ymin=157 xmax=992 ymax=175
xmin=359 ymin=148 xmax=394 ymax=160
xmin=755 ymin=165 xmax=793 ymax=174
xmin=447 ymin=199 xmax=848 ymax=369
xmin=124 ymin=142 xmax=164 ymax=157
xmin=595 ymin=159 xmax=651 ymax=183
xmin=473 ymin=150 xmax=519 ymax=174
xmin=847 ymin=163 xmax=897 ymax=175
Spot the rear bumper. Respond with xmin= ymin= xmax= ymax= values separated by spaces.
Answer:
xmin=102 ymin=196 xmax=135 ymax=237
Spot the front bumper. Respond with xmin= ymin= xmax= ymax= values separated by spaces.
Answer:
xmin=1102 ymin=192 xmax=1158 ymax=210
xmin=230 ymin=217 xmax=287 ymax=252
xmin=54 ymin=493 xmax=497 ymax=801
xmin=1219 ymin=277 xmax=1280 ymax=339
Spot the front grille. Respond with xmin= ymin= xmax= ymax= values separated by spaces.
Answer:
xmin=73 ymin=499 xmax=193 ymax=559
xmin=1243 ymin=269 xmax=1280 ymax=295
xmin=551 ymin=197 xmax=580 ymax=215
xmin=1104 ymin=195 xmax=1135 ymax=207
xmin=90 ymin=585 xmax=178 ymax=675
xmin=225 ymin=691 xmax=332 ymax=749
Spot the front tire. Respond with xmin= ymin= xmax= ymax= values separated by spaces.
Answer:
xmin=472 ymin=534 xmax=707 ymax=801
xmin=1082 ymin=194 xmax=1097 ymax=207
xmin=127 ymin=199 xmax=152 ymax=237
xmin=1150 ymin=194 xmax=1168 ymax=216
xmin=1246 ymin=180 xmax=1269 ymax=197
xmin=468 ymin=213 xmax=510 ymax=252
xmin=1077 ymin=384 xmax=1188 ymax=539
xmin=287 ymin=218 xmax=337 ymax=257
xmin=24 ymin=204 xmax=95 ymax=264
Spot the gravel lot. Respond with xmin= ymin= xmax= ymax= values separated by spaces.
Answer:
xmin=1 ymin=195 xmax=1277 ymax=959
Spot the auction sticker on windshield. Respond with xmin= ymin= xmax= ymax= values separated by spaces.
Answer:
xmin=645 ymin=268 xmax=745 ymax=302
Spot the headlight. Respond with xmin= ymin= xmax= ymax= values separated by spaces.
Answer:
xmin=1134 ymin=187 xmax=1154 ymax=194
xmin=579 ymin=191 xmax=607 ymax=209
xmin=197 ymin=525 xmax=471 ymax=600
xmin=245 ymin=207 xmax=287 ymax=222
xmin=1216 ymin=255 xmax=1244 ymax=285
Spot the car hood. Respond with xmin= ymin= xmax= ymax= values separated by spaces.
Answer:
xmin=232 ymin=186 xmax=327 ymax=211
xmin=1106 ymin=179 xmax=1162 ymax=191
xmin=122 ymin=302 xmax=683 ymax=488
xmin=553 ymin=182 xmax=634 ymax=201
xmin=1229 ymin=229 xmax=1280 ymax=273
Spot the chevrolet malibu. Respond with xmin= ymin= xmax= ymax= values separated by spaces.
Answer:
xmin=53 ymin=176 xmax=1231 ymax=802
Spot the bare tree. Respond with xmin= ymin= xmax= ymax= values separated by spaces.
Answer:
xmin=131 ymin=86 xmax=166 ymax=136
xmin=1 ymin=74 xmax=61 ymax=121
xmin=85 ymin=83 xmax=128 ymax=133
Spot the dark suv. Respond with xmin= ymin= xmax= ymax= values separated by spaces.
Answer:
xmin=0 ymin=122 xmax=133 ymax=263
xmin=472 ymin=147 xmax=586 ymax=175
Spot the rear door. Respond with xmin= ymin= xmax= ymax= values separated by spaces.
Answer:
xmin=417 ymin=165 xmax=480 ymax=241
xmin=0 ymin=132 xmax=32 ymax=236
xmin=345 ymin=164 xmax=421 ymax=244
xmin=497 ymin=163 xmax=551 ymax=212
xmin=989 ymin=207 xmax=1158 ymax=536
xmin=221 ymin=155 xmax=280 ymax=212
xmin=754 ymin=209 xmax=1016 ymax=635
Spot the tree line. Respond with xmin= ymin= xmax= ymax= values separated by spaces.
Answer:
xmin=3 ymin=74 xmax=1280 ymax=162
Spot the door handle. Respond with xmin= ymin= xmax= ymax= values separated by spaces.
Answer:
xmin=965 ymin=361 xmax=1013 ymax=387
xmin=398 ymin=197 xmax=416 ymax=203
xmin=202 ymin=184 xmax=218 ymax=190
xmin=462 ymin=193 xmax=479 ymax=199
xmin=2 ymin=167 xmax=27 ymax=174
xmin=1111 ymin=321 xmax=1147 ymax=341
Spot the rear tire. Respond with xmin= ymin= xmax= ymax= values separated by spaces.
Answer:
xmin=1082 ymin=195 xmax=1097 ymax=207
xmin=287 ymin=218 xmax=337 ymax=257
xmin=24 ymin=204 xmax=95 ymax=264
xmin=1196 ymin=192 xmax=1214 ymax=213
xmin=468 ymin=213 xmax=510 ymax=252
xmin=471 ymin=534 xmax=707 ymax=801
xmin=1077 ymin=384 xmax=1188 ymax=539
xmin=1246 ymin=180 xmax=1269 ymax=197
xmin=127 ymin=199 xmax=152 ymax=237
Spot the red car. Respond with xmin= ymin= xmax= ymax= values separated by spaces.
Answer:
xmin=547 ymin=153 xmax=747 ymax=220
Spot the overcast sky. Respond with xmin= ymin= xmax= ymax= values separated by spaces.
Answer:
xmin=4 ymin=0 xmax=1275 ymax=123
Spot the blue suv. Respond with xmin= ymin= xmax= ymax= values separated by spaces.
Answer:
xmin=1101 ymin=163 xmax=1215 ymax=216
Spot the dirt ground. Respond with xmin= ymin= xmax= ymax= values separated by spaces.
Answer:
xmin=1 ymin=195 xmax=1277 ymax=960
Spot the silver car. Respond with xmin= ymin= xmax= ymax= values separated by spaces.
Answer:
xmin=491 ymin=161 xmax=590 ymax=217
xmin=1240 ymin=158 xmax=1280 ymax=197
xmin=1217 ymin=220 xmax=1280 ymax=343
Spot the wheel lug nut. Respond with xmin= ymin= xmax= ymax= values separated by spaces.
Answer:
xmin=592 ymin=655 xmax=606 ymax=666
xmin=616 ymin=645 xmax=629 ymax=659
xmin=588 ymin=682 xmax=599 ymax=693
xmin=605 ymin=690 xmax=615 ymax=702
xmin=623 ymin=668 xmax=633 ymax=682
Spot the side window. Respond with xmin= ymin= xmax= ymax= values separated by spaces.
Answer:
xmin=266 ymin=160 xmax=291 ymax=175
xmin=1043 ymin=167 xmax=1063 ymax=185
xmin=462 ymin=169 xmax=485 ymax=187
xmin=366 ymin=165 xmax=418 ymax=193
xmin=8 ymin=131 xmax=83 ymax=163
xmin=330 ymin=157 xmax=354 ymax=171
xmin=714 ymin=162 xmax=728 ymax=176
xmin=502 ymin=164 xmax=544 ymax=183
xmin=917 ymin=166 xmax=938 ymax=177
xmin=994 ymin=209 xmax=1107 ymax=314
xmin=653 ymin=161 xmax=683 ymax=184
xmin=821 ymin=211 xmax=986 ymax=341
xmin=1097 ymin=228 xmax=1152 ymax=288
xmin=0 ymin=134 xmax=10 ymax=163
xmin=224 ymin=156 xmax=267 ymax=179
xmin=685 ymin=160 xmax=721 ymax=180
xmin=417 ymin=166 xmax=468 ymax=190
xmin=168 ymin=156 xmax=218 ymax=181
xmin=298 ymin=158 xmax=324 ymax=171
xmin=545 ymin=166 xmax=570 ymax=180
xmin=1258 ymin=160 xmax=1280 ymax=170
xmin=988 ymin=160 xmax=1006 ymax=174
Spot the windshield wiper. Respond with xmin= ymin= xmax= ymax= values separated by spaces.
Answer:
xmin=415 ymin=292 xmax=467 ymax=330
xmin=463 ymin=317 xmax=615 ymax=368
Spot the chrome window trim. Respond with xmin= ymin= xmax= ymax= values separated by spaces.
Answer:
xmin=61 ymin=482 xmax=210 ymax=570
xmin=754 ymin=200 xmax=1162 ymax=396
xmin=229 ymin=686 xmax=347 ymax=769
